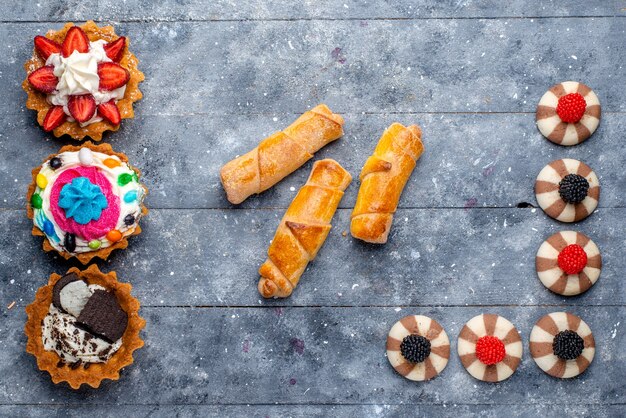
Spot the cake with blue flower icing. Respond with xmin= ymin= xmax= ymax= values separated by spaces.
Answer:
xmin=27 ymin=142 xmax=148 ymax=263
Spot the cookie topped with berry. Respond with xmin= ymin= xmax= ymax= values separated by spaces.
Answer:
xmin=536 ymin=81 xmax=601 ymax=146
xmin=457 ymin=314 xmax=523 ymax=382
xmin=535 ymin=159 xmax=600 ymax=222
xmin=530 ymin=312 xmax=595 ymax=378
xmin=23 ymin=21 xmax=144 ymax=141
xmin=386 ymin=315 xmax=450 ymax=381
xmin=536 ymin=231 xmax=602 ymax=296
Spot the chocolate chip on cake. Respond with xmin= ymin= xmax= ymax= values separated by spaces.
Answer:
xmin=76 ymin=289 xmax=128 ymax=343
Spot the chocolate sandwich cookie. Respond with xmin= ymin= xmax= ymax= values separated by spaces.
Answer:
xmin=386 ymin=315 xmax=450 ymax=381
xmin=536 ymin=231 xmax=602 ymax=296
xmin=457 ymin=314 xmax=523 ymax=382
xmin=25 ymin=265 xmax=145 ymax=389
xmin=535 ymin=159 xmax=600 ymax=222
xmin=536 ymin=81 xmax=601 ymax=146
xmin=530 ymin=312 xmax=595 ymax=378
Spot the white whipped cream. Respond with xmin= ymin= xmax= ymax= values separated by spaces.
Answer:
xmin=45 ymin=40 xmax=126 ymax=127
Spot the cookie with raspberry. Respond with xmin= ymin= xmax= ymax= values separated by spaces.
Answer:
xmin=530 ymin=312 xmax=595 ymax=378
xmin=457 ymin=314 xmax=522 ymax=382
xmin=535 ymin=159 xmax=600 ymax=222
xmin=536 ymin=231 xmax=602 ymax=296
xmin=386 ymin=315 xmax=450 ymax=381
xmin=536 ymin=81 xmax=601 ymax=146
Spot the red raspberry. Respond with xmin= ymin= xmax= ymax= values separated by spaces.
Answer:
xmin=556 ymin=93 xmax=587 ymax=123
xmin=475 ymin=336 xmax=506 ymax=365
xmin=558 ymin=244 xmax=588 ymax=275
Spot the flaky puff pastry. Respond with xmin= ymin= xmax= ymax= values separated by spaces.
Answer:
xmin=258 ymin=159 xmax=352 ymax=298
xmin=24 ymin=264 xmax=145 ymax=389
xmin=23 ymin=20 xmax=144 ymax=141
xmin=351 ymin=123 xmax=424 ymax=244
xmin=220 ymin=104 xmax=344 ymax=204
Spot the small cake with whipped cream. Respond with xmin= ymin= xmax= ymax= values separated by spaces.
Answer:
xmin=27 ymin=142 xmax=148 ymax=264
xmin=25 ymin=265 xmax=145 ymax=389
xmin=23 ymin=21 xmax=144 ymax=140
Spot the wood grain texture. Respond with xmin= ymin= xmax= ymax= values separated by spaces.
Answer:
xmin=1 ymin=1 xmax=625 ymax=416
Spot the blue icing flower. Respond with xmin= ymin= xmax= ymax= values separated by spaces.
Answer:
xmin=58 ymin=177 xmax=108 ymax=225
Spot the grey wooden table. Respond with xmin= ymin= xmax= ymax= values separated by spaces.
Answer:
xmin=1 ymin=1 xmax=625 ymax=417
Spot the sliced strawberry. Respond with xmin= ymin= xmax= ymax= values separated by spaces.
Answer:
xmin=68 ymin=94 xmax=96 ymax=123
xmin=34 ymin=36 xmax=61 ymax=60
xmin=27 ymin=65 xmax=58 ymax=93
xmin=97 ymin=62 xmax=130 ymax=90
xmin=97 ymin=100 xmax=121 ymax=125
xmin=43 ymin=106 xmax=67 ymax=131
xmin=103 ymin=37 xmax=126 ymax=62
xmin=61 ymin=26 xmax=90 ymax=57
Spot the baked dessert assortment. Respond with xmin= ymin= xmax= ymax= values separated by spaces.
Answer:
xmin=536 ymin=231 xmax=602 ymax=296
xmin=220 ymin=104 xmax=345 ymax=204
xmin=258 ymin=159 xmax=352 ymax=298
xmin=351 ymin=123 xmax=424 ymax=244
xmin=27 ymin=142 xmax=148 ymax=264
xmin=530 ymin=312 xmax=595 ymax=378
xmin=23 ymin=21 xmax=144 ymax=141
xmin=535 ymin=158 xmax=600 ymax=222
xmin=386 ymin=315 xmax=450 ymax=381
xmin=24 ymin=265 xmax=145 ymax=389
xmin=536 ymin=81 xmax=601 ymax=146
xmin=457 ymin=314 xmax=523 ymax=382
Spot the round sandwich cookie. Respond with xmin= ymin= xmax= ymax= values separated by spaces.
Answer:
xmin=536 ymin=81 xmax=601 ymax=146
xmin=27 ymin=142 xmax=148 ymax=264
xmin=535 ymin=158 xmax=600 ymax=222
xmin=457 ymin=314 xmax=523 ymax=382
xmin=24 ymin=264 xmax=145 ymax=389
xmin=530 ymin=312 xmax=595 ymax=378
xmin=536 ymin=231 xmax=602 ymax=296
xmin=386 ymin=315 xmax=450 ymax=381
xmin=23 ymin=20 xmax=144 ymax=140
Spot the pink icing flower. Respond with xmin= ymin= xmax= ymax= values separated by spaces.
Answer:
xmin=50 ymin=166 xmax=120 ymax=241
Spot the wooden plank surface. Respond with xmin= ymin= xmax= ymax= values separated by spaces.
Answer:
xmin=0 ymin=1 xmax=625 ymax=417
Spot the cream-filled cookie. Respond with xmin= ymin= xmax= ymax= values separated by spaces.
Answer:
xmin=535 ymin=159 xmax=599 ymax=222
xmin=386 ymin=315 xmax=450 ymax=381
xmin=457 ymin=314 xmax=522 ymax=382
xmin=536 ymin=231 xmax=602 ymax=295
xmin=530 ymin=312 xmax=595 ymax=378
xmin=536 ymin=81 xmax=600 ymax=146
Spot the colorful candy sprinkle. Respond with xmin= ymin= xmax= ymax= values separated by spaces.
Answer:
xmin=106 ymin=230 xmax=122 ymax=242
xmin=78 ymin=148 xmax=94 ymax=166
xmin=118 ymin=173 xmax=134 ymax=186
xmin=124 ymin=190 xmax=138 ymax=203
xmin=31 ymin=193 xmax=43 ymax=209
xmin=88 ymin=240 xmax=101 ymax=250
xmin=124 ymin=214 xmax=135 ymax=226
xmin=49 ymin=157 xmax=62 ymax=170
xmin=64 ymin=233 xmax=76 ymax=252
xmin=43 ymin=219 xmax=55 ymax=237
xmin=103 ymin=158 xmax=121 ymax=168
xmin=36 ymin=173 xmax=48 ymax=189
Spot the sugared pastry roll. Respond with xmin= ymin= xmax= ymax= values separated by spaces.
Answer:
xmin=536 ymin=81 xmax=601 ymax=146
xmin=457 ymin=314 xmax=522 ymax=382
xmin=530 ymin=312 xmax=595 ymax=378
xmin=536 ymin=231 xmax=602 ymax=296
xmin=351 ymin=123 xmax=424 ymax=244
xmin=25 ymin=265 xmax=145 ymax=389
xmin=27 ymin=142 xmax=148 ymax=264
xmin=220 ymin=104 xmax=345 ymax=204
xmin=386 ymin=315 xmax=450 ymax=381
xmin=535 ymin=159 xmax=599 ymax=222
xmin=258 ymin=159 xmax=351 ymax=298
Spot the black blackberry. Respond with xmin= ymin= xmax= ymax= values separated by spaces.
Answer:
xmin=552 ymin=330 xmax=584 ymax=360
xmin=559 ymin=174 xmax=589 ymax=204
xmin=400 ymin=334 xmax=431 ymax=363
